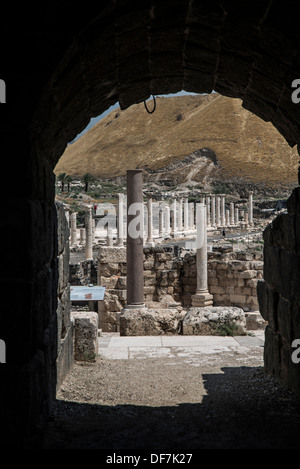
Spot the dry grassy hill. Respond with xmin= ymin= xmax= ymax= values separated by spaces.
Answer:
xmin=55 ymin=93 xmax=299 ymax=189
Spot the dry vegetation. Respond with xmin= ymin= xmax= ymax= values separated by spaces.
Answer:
xmin=55 ymin=93 xmax=299 ymax=187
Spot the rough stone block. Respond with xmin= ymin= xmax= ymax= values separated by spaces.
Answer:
xmin=71 ymin=311 xmax=98 ymax=362
xmin=98 ymin=246 xmax=126 ymax=263
xmin=120 ymin=307 xmax=185 ymax=335
xmin=181 ymin=306 xmax=246 ymax=335
xmin=236 ymin=270 xmax=258 ymax=279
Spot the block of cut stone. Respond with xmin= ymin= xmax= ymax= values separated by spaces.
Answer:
xmin=120 ymin=307 xmax=185 ymax=336
xmin=71 ymin=311 xmax=98 ymax=361
xmin=181 ymin=306 xmax=246 ymax=335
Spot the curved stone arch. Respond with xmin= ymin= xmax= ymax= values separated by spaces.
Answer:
xmin=4 ymin=1 xmax=300 ymax=448
xmin=31 ymin=1 xmax=300 ymax=174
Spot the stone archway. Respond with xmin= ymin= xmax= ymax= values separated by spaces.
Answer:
xmin=1 ymin=1 xmax=300 ymax=448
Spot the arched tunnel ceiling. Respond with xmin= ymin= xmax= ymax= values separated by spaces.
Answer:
xmin=25 ymin=1 xmax=300 ymax=168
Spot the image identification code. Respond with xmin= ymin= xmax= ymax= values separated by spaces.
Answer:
xmin=106 ymin=453 xmax=193 ymax=465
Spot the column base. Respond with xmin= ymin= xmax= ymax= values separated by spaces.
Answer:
xmin=191 ymin=291 xmax=213 ymax=307
xmin=122 ymin=304 xmax=145 ymax=310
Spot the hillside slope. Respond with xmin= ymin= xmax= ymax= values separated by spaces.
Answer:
xmin=54 ymin=93 xmax=299 ymax=187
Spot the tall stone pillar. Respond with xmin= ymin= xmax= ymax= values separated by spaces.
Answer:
xmin=249 ymin=191 xmax=254 ymax=225
xmin=211 ymin=195 xmax=216 ymax=227
xmin=191 ymin=203 xmax=213 ymax=307
xmin=230 ymin=203 xmax=235 ymax=225
xmin=70 ymin=212 xmax=77 ymax=246
xmin=216 ymin=196 xmax=221 ymax=226
xmin=117 ymin=193 xmax=124 ymax=246
xmin=245 ymin=212 xmax=249 ymax=227
xmin=184 ymin=198 xmax=189 ymax=232
xmin=226 ymin=209 xmax=230 ymax=226
xmin=85 ymin=207 xmax=93 ymax=260
xmin=235 ymin=207 xmax=239 ymax=224
xmin=189 ymin=202 xmax=194 ymax=229
xmin=159 ymin=206 xmax=164 ymax=238
xmin=178 ymin=198 xmax=183 ymax=232
xmin=146 ymin=197 xmax=154 ymax=245
xmin=171 ymin=198 xmax=177 ymax=237
xmin=125 ymin=169 xmax=144 ymax=308
xmin=79 ymin=228 xmax=85 ymax=245
xmin=206 ymin=196 xmax=211 ymax=226
xmin=165 ymin=205 xmax=170 ymax=235
xmin=221 ymin=195 xmax=225 ymax=226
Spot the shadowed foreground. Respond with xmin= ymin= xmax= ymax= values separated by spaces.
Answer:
xmin=43 ymin=346 xmax=300 ymax=449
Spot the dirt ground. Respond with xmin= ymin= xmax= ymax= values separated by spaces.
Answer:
xmin=42 ymin=338 xmax=300 ymax=451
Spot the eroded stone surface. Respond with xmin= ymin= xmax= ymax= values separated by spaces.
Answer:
xmin=181 ymin=306 xmax=246 ymax=335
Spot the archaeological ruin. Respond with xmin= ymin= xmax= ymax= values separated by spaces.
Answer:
xmin=2 ymin=0 xmax=300 ymax=449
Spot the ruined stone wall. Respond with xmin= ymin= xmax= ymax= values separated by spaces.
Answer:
xmin=182 ymin=249 xmax=263 ymax=311
xmin=55 ymin=202 xmax=73 ymax=388
xmin=257 ymin=188 xmax=300 ymax=395
xmin=97 ymin=246 xmax=183 ymax=331
xmin=98 ymin=245 xmax=263 ymax=332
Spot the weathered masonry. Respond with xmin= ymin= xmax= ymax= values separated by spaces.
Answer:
xmin=98 ymin=245 xmax=263 ymax=332
xmin=258 ymin=187 xmax=300 ymax=396
xmin=2 ymin=1 xmax=300 ymax=448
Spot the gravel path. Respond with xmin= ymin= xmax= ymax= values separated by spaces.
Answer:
xmin=43 ymin=337 xmax=300 ymax=450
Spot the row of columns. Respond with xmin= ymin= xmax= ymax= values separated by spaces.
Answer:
xmin=67 ymin=171 xmax=254 ymax=310
xmin=67 ymin=190 xmax=254 ymax=259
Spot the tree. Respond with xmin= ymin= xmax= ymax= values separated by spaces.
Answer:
xmin=57 ymin=172 xmax=67 ymax=192
xmin=83 ymin=173 xmax=93 ymax=192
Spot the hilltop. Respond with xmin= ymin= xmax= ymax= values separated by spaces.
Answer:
xmin=55 ymin=93 xmax=299 ymax=194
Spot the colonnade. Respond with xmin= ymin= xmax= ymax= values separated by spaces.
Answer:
xmin=66 ymin=189 xmax=254 ymax=259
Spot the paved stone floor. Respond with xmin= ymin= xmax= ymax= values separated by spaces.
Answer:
xmin=98 ymin=330 xmax=265 ymax=360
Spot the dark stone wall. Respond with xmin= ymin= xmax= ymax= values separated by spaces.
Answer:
xmin=1 ymin=0 xmax=300 ymax=448
xmin=258 ymin=188 xmax=300 ymax=395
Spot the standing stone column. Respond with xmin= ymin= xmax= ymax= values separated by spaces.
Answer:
xmin=245 ymin=212 xmax=249 ymax=227
xmin=189 ymin=202 xmax=194 ymax=229
xmin=206 ymin=196 xmax=211 ymax=226
xmin=165 ymin=205 xmax=170 ymax=235
xmin=230 ymin=203 xmax=235 ymax=225
xmin=211 ymin=195 xmax=216 ymax=227
xmin=221 ymin=195 xmax=226 ymax=226
xmin=92 ymin=218 xmax=95 ymax=242
xmin=226 ymin=209 xmax=230 ymax=226
xmin=249 ymin=191 xmax=254 ymax=225
xmin=146 ymin=197 xmax=154 ymax=245
xmin=184 ymin=198 xmax=189 ymax=232
xmin=171 ymin=198 xmax=177 ymax=237
xmin=85 ymin=207 xmax=93 ymax=260
xmin=191 ymin=203 xmax=213 ymax=307
xmin=80 ymin=228 xmax=85 ymax=245
xmin=178 ymin=198 xmax=183 ymax=232
xmin=216 ymin=196 xmax=221 ymax=226
xmin=70 ymin=212 xmax=77 ymax=246
xmin=235 ymin=207 xmax=239 ymax=224
xmin=159 ymin=206 xmax=164 ymax=238
xmin=117 ymin=193 xmax=124 ymax=246
xmin=125 ymin=169 xmax=144 ymax=308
